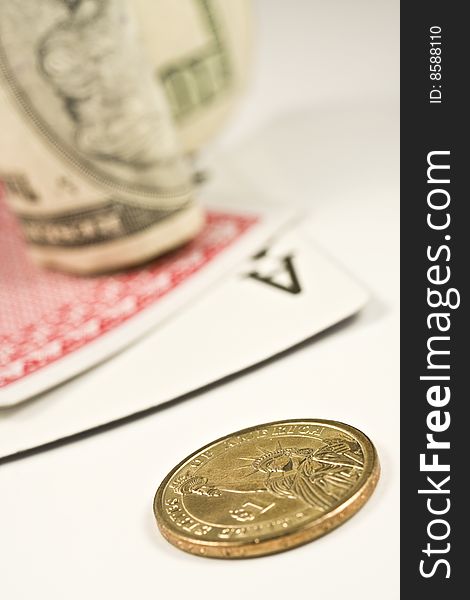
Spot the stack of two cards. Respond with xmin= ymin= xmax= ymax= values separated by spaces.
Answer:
xmin=0 ymin=181 xmax=367 ymax=461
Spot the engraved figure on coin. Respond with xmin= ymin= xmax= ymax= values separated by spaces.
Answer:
xmin=172 ymin=437 xmax=364 ymax=513
xmin=170 ymin=473 xmax=222 ymax=497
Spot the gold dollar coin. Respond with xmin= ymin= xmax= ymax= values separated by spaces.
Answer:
xmin=154 ymin=419 xmax=380 ymax=558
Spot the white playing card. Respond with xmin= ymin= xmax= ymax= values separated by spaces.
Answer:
xmin=0 ymin=222 xmax=368 ymax=460
xmin=0 ymin=197 xmax=293 ymax=407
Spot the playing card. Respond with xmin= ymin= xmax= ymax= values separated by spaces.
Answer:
xmin=0 ymin=193 xmax=292 ymax=407
xmin=0 ymin=222 xmax=368 ymax=460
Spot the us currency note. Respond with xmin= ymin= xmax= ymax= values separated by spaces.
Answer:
xmin=0 ymin=0 xmax=202 ymax=274
xmin=132 ymin=0 xmax=252 ymax=153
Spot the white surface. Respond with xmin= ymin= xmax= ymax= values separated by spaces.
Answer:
xmin=0 ymin=223 xmax=367 ymax=456
xmin=0 ymin=2 xmax=399 ymax=599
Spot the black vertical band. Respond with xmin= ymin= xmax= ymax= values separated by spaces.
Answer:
xmin=401 ymin=2 xmax=464 ymax=595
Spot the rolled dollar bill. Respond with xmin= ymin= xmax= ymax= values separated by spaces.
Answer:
xmin=0 ymin=0 xmax=203 ymax=274
xmin=133 ymin=0 xmax=252 ymax=154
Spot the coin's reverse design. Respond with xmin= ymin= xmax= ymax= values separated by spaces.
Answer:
xmin=154 ymin=419 xmax=380 ymax=558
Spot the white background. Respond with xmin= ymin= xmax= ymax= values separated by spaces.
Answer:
xmin=0 ymin=1 xmax=399 ymax=598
